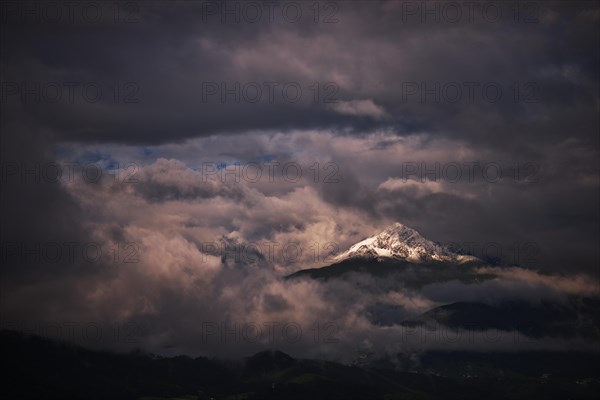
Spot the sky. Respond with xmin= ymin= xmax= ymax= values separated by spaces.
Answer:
xmin=1 ymin=0 xmax=599 ymax=360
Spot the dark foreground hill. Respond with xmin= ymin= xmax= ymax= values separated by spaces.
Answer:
xmin=1 ymin=330 xmax=599 ymax=400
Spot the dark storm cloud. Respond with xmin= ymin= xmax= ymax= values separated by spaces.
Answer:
xmin=1 ymin=1 xmax=597 ymax=147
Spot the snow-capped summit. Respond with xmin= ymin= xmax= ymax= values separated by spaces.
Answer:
xmin=334 ymin=222 xmax=479 ymax=264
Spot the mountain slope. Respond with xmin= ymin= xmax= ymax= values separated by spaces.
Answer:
xmin=399 ymin=297 xmax=600 ymax=340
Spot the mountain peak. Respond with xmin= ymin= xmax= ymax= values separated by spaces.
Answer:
xmin=335 ymin=222 xmax=479 ymax=264
xmin=383 ymin=222 xmax=421 ymax=238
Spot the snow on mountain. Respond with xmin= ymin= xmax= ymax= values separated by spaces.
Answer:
xmin=334 ymin=222 xmax=480 ymax=264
